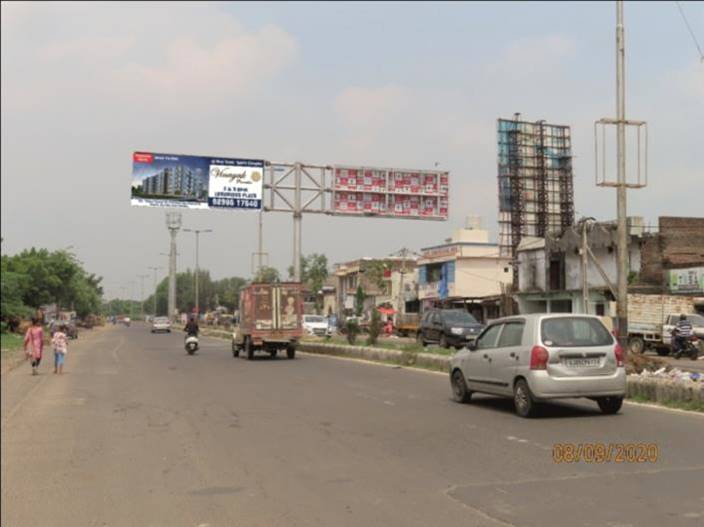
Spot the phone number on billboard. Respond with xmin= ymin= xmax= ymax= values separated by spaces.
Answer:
xmin=211 ymin=198 xmax=260 ymax=209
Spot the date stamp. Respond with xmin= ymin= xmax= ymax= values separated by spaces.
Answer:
xmin=552 ymin=443 xmax=659 ymax=463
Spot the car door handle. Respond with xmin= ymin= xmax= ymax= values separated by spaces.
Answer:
xmin=509 ymin=352 xmax=516 ymax=358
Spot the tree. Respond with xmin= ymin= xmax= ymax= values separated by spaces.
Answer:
xmin=254 ymin=266 xmax=280 ymax=283
xmin=355 ymin=285 xmax=366 ymax=317
xmin=364 ymin=260 xmax=390 ymax=295
xmin=367 ymin=308 xmax=381 ymax=346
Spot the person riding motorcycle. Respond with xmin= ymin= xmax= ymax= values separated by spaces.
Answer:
xmin=671 ymin=314 xmax=693 ymax=354
xmin=184 ymin=315 xmax=199 ymax=337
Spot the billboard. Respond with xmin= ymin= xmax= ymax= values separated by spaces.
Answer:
xmin=668 ymin=267 xmax=704 ymax=294
xmin=331 ymin=165 xmax=449 ymax=220
xmin=131 ymin=152 xmax=263 ymax=210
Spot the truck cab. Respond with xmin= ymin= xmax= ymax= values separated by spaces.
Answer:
xmin=662 ymin=313 xmax=704 ymax=346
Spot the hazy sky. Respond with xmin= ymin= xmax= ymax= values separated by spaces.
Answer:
xmin=2 ymin=1 xmax=702 ymax=299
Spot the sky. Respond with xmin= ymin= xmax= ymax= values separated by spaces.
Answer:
xmin=2 ymin=1 xmax=703 ymax=300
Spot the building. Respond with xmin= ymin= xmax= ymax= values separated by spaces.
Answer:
xmin=497 ymin=115 xmax=575 ymax=282
xmin=515 ymin=219 xmax=643 ymax=315
xmin=141 ymin=165 xmax=205 ymax=199
xmin=639 ymin=216 xmax=704 ymax=293
xmin=417 ymin=217 xmax=513 ymax=322
xmin=333 ymin=257 xmax=415 ymax=319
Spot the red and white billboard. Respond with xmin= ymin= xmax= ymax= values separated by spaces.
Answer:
xmin=332 ymin=166 xmax=449 ymax=220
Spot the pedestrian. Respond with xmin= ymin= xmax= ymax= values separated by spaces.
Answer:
xmin=24 ymin=317 xmax=44 ymax=376
xmin=52 ymin=323 xmax=69 ymax=374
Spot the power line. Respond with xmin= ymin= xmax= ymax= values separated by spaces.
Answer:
xmin=676 ymin=1 xmax=704 ymax=62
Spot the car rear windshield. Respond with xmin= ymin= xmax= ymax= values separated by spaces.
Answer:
xmin=541 ymin=317 xmax=613 ymax=347
xmin=441 ymin=310 xmax=478 ymax=325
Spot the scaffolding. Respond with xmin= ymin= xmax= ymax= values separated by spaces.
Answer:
xmin=497 ymin=115 xmax=575 ymax=275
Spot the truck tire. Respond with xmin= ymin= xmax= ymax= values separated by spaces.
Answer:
xmin=270 ymin=349 xmax=277 ymax=358
xmin=628 ymin=336 xmax=645 ymax=354
xmin=231 ymin=340 xmax=240 ymax=358
xmin=286 ymin=345 xmax=296 ymax=359
xmin=245 ymin=337 xmax=254 ymax=360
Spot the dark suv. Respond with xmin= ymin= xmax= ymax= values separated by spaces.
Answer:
xmin=417 ymin=309 xmax=484 ymax=349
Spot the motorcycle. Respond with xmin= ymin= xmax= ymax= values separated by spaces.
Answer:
xmin=674 ymin=335 xmax=700 ymax=360
xmin=185 ymin=334 xmax=199 ymax=355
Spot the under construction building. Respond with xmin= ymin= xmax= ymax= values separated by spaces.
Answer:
xmin=497 ymin=115 xmax=575 ymax=273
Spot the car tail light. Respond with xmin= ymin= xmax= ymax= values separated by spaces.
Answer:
xmin=614 ymin=342 xmax=625 ymax=367
xmin=530 ymin=346 xmax=549 ymax=370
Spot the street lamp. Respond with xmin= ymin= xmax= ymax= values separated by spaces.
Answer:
xmin=183 ymin=228 xmax=213 ymax=316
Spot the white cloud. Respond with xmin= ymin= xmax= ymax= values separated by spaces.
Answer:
xmin=334 ymin=85 xmax=411 ymax=129
xmin=490 ymin=34 xmax=577 ymax=75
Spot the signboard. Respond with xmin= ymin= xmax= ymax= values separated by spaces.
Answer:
xmin=668 ymin=267 xmax=704 ymax=294
xmin=131 ymin=152 xmax=263 ymax=210
xmin=332 ymin=165 xmax=449 ymax=220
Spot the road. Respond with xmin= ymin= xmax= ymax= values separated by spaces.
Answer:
xmin=2 ymin=324 xmax=703 ymax=527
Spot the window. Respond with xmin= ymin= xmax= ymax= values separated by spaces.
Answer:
xmin=498 ymin=322 xmax=524 ymax=347
xmin=476 ymin=324 xmax=503 ymax=350
xmin=441 ymin=310 xmax=478 ymax=325
xmin=541 ymin=317 xmax=613 ymax=347
xmin=687 ymin=314 xmax=704 ymax=326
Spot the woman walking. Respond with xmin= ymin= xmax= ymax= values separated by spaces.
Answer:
xmin=24 ymin=317 xmax=44 ymax=375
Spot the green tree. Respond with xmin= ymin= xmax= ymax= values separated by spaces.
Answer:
xmin=367 ymin=308 xmax=381 ymax=346
xmin=355 ymin=285 xmax=366 ymax=317
xmin=254 ymin=266 xmax=280 ymax=283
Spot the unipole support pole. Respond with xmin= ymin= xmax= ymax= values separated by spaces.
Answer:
xmin=582 ymin=222 xmax=589 ymax=314
xmin=293 ymin=162 xmax=302 ymax=282
xmin=258 ymin=210 xmax=264 ymax=273
xmin=169 ymin=229 xmax=177 ymax=322
xmin=616 ymin=0 xmax=628 ymax=345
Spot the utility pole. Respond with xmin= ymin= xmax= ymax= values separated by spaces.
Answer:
xmin=137 ymin=274 xmax=149 ymax=320
xmin=615 ymin=0 xmax=628 ymax=345
xmin=165 ymin=212 xmax=182 ymax=322
xmin=292 ymin=163 xmax=302 ymax=282
xmin=183 ymin=228 xmax=213 ymax=316
xmin=147 ymin=266 xmax=163 ymax=316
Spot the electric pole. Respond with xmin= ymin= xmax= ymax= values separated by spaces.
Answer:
xmin=147 ymin=266 xmax=163 ymax=316
xmin=183 ymin=228 xmax=213 ymax=316
xmin=615 ymin=0 xmax=628 ymax=344
xmin=165 ymin=212 xmax=182 ymax=322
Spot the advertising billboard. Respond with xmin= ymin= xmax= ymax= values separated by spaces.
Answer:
xmin=331 ymin=166 xmax=449 ymax=220
xmin=668 ymin=267 xmax=704 ymax=294
xmin=131 ymin=152 xmax=263 ymax=210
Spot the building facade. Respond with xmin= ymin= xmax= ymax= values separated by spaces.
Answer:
xmin=141 ymin=165 xmax=205 ymax=199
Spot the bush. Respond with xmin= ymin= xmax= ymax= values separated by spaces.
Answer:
xmin=346 ymin=319 xmax=360 ymax=344
xmin=367 ymin=309 xmax=381 ymax=346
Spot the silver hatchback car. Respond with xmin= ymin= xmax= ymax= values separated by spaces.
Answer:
xmin=449 ymin=314 xmax=626 ymax=417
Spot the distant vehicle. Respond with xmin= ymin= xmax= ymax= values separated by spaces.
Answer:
xmin=302 ymin=314 xmax=329 ymax=337
xmin=151 ymin=316 xmax=172 ymax=333
xmin=185 ymin=334 xmax=199 ymax=355
xmin=627 ymin=294 xmax=704 ymax=355
xmin=450 ymin=314 xmax=626 ymax=418
xmin=232 ymin=282 xmax=303 ymax=360
xmin=395 ymin=313 xmax=420 ymax=337
xmin=417 ymin=309 xmax=484 ymax=349
xmin=122 ymin=317 xmax=131 ymax=327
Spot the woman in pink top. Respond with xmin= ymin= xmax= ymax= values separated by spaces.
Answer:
xmin=24 ymin=317 xmax=44 ymax=375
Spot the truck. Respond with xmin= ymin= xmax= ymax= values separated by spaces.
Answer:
xmin=627 ymin=293 xmax=704 ymax=355
xmin=232 ymin=282 xmax=303 ymax=360
xmin=395 ymin=313 xmax=420 ymax=337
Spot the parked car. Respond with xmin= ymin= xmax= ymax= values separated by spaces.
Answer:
xmin=417 ymin=309 xmax=484 ymax=349
xmin=449 ymin=314 xmax=626 ymax=417
xmin=302 ymin=314 xmax=329 ymax=337
xmin=151 ymin=316 xmax=172 ymax=333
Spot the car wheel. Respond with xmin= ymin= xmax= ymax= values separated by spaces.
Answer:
xmin=286 ymin=345 xmax=296 ymax=359
xmin=513 ymin=379 xmax=536 ymax=418
xmin=628 ymin=337 xmax=645 ymax=354
xmin=245 ymin=337 xmax=254 ymax=360
xmin=450 ymin=369 xmax=472 ymax=403
xmin=597 ymin=396 xmax=623 ymax=415
xmin=231 ymin=340 xmax=240 ymax=358
xmin=417 ymin=332 xmax=427 ymax=347
xmin=440 ymin=334 xmax=449 ymax=349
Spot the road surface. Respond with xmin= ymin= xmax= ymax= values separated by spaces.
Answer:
xmin=2 ymin=324 xmax=703 ymax=527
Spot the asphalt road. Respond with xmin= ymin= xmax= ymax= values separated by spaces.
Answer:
xmin=2 ymin=324 xmax=703 ymax=527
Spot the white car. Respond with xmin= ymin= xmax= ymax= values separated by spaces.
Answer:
xmin=450 ymin=314 xmax=626 ymax=417
xmin=151 ymin=316 xmax=171 ymax=333
xmin=302 ymin=315 xmax=329 ymax=337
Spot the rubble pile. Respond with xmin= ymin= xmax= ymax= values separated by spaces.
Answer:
xmin=627 ymin=366 xmax=704 ymax=406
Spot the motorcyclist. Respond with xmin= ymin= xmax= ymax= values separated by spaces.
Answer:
xmin=184 ymin=315 xmax=199 ymax=337
xmin=671 ymin=314 xmax=693 ymax=354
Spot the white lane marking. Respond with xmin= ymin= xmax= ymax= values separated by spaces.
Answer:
xmin=110 ymin=337 xmax=125 ymax=363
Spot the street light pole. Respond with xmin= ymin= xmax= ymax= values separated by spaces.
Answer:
xmin=615 ymin=0 xmax=628 ymax=345
xmin=183 ymin=228 xmax=213 ymax=316
xmin=165 ymin=212 xmax=182 ymax=322
xmin=147 ymin=266 xmax=163 ymax=316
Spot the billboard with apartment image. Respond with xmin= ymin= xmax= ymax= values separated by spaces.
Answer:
xmin=131 ymin=151 xmax=263 ymax=210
